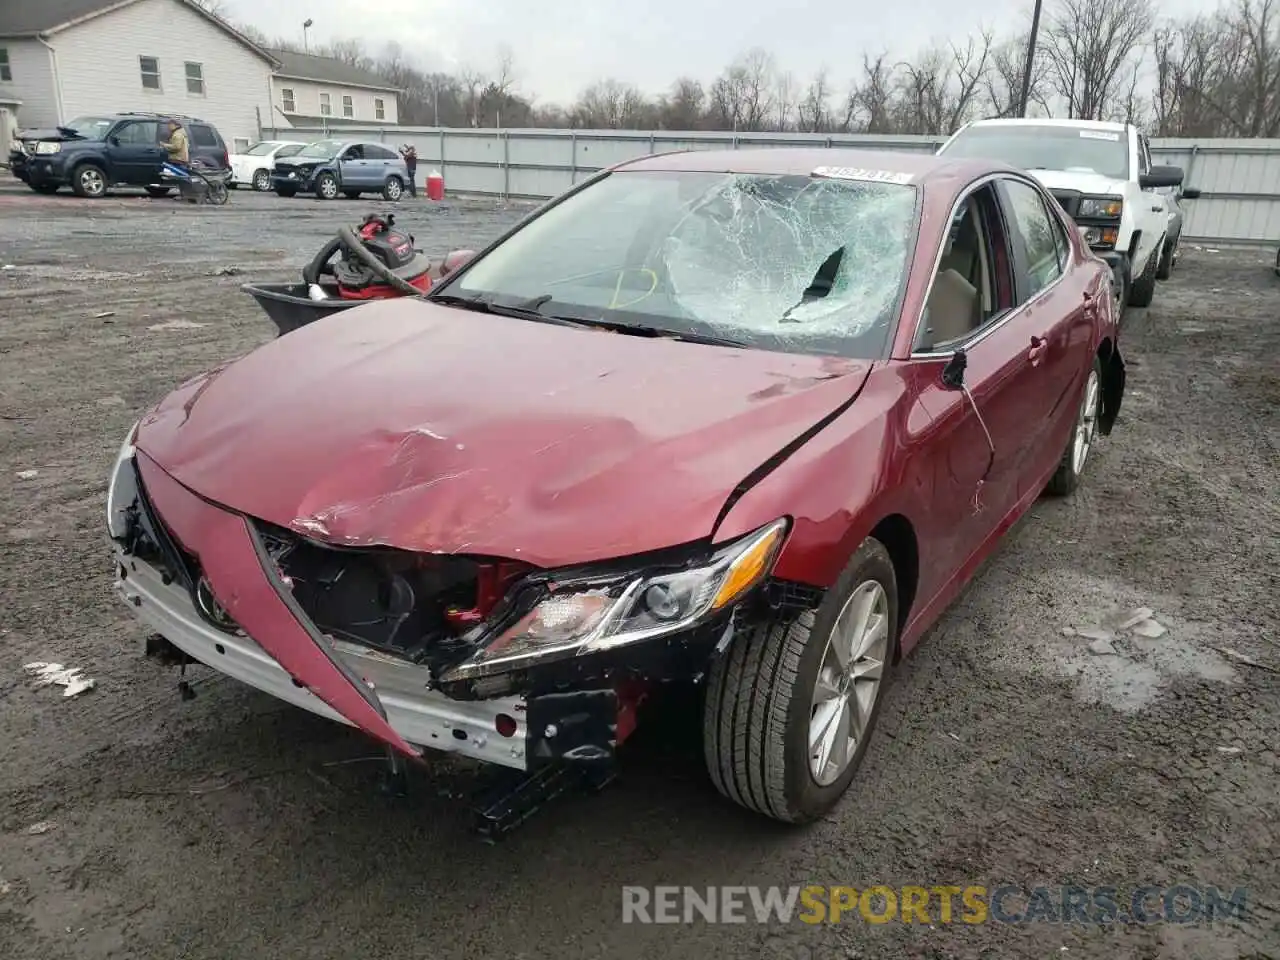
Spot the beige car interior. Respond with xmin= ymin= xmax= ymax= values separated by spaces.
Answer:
xmin=918 ymin=195 xmax=995 ymax=351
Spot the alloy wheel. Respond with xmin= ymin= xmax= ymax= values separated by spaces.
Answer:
xmin=1072 ymin=368 xmax=1102 ymax=476
xmin=319 ymin=177 xmax=337 ymax=199
xmin=808 ymin=580 xmax=889 ymax=786
xmin=253 ymin=170 xmax=270 ymax=191
xmin=80 ymin=168 xmax=105 ymax=197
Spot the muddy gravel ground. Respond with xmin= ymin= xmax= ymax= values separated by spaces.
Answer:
xmin=0 ymin=183 xmax=1278 ymax=960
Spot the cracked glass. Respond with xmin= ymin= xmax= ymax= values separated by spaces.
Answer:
xmin=450 ymin=170 xmax=919 ymax=358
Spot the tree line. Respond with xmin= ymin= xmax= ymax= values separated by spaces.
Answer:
xmin=207 ymin=0 xmax=1280 ymax=137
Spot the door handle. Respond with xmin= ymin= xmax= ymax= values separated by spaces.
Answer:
xmin=1028 ymin=335 xmax=1047 ymax=366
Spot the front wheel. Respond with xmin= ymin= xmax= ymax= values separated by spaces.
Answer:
xmin=382 ymin=176 xmax=404 ymax=201
xmin=702 ymin=537 xmax=898 ymax=823
xmin=1046 ymin=355 xmax=1103 ymax=496
xmin=274 ymin=185 xmax=297 ymax=198
xmin=29 ymin=182 xmax=59 ymax=195
xmin=145 ymin=186 xmax=171 ymax=198
xmin=71 ymin=163 xmax=108 ymax=198
xmin=315 ymin=172 xmax=339 ymax=200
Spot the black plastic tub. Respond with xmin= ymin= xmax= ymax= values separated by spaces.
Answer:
xmin=241 ymin=282 xmax=365 ymax=336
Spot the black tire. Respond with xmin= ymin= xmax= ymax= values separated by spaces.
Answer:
xmin=1155 ymin=233 xmax=1177 ymax=280
xmin=1046 ymin=354 xmax=1104 ymax=496
xmin=71 ymin=163 xmax=108 ymax=198
xmin=252 ymin=169 xmax=271 ymax=191
xmin=382 ymin=176 xmax=404 ymax=201
xmin=315 ymin=172 xmax=339 ymax=200
xmin=29 ymin=182 xmax=59 ymax=195
xmin=206 ymin=181 xmax=228 ymax=206
xmin=702 ymin=537 xmax=899 ymax=823
xmin=145 ymin=186 xmax=171 ymax=198
xmin=274 ymin=185 xmax=297 ymax=198
xmin=1128 ymin=242 xmax=1159 ymax=307
xmin=1274 ymin=247 xmax=1279 ymax=278
xmin=343 ymin=190 xmax=362 ymax=199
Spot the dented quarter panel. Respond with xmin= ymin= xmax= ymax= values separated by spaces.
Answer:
xmin=133 ymin=299 xmax=871 ymax=567
xmin=135 ymin=452 xmax=422 ymax=758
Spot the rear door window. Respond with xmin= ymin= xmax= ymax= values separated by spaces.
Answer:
xmin=364 ymin=144 xmax=398 ymax=161
xmin=190 ymin=124 xmax=219 ymax=148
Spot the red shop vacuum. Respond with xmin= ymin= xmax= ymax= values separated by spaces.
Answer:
xmin=242 ymin=213 xmax=444 ymax=336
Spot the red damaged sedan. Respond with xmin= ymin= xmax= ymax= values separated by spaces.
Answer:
xmin=108 ymin=148 xmax=1125 ymax=827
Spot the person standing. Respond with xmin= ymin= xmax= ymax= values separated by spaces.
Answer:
xmin=400 ymin=143 xmax=418 ymax=197
xmin=161 ymin=119 xmax=189 ymax=169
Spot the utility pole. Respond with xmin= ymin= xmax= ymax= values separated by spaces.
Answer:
xmin=1017 ymin=0 xmax=1044 ymax=118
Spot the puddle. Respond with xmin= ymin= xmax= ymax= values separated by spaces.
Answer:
xmin=989 ymin=572 xmax=1239 ymax=713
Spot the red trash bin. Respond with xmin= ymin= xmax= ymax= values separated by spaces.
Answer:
xmin=426 ymin=169 xmax=444 ymax=201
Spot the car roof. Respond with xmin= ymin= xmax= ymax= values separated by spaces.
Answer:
xmin=113 ymin=111 xmax=211 ymax=124
xmin=612 ymin=147 xmax=1010 ymax=186
xmin=961 ymin=117 xmax=1129 ymax=133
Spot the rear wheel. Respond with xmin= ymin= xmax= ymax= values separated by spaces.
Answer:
xmin=71 ymin=163 xmax=107 ymax=198
xmin=316 ymin=172 xmax=339 ymax=199
xmin=382 ymin=176 xmax=404 ymax=201
xmin=274 ymin=185 xmax=297 ymax=198
xmin=1046 ymin=355 xmax=1103 ymax=496
xmin=252 ymin=168 xmax=271 ymax=191
xmin=702 ymin=537 xmax=898 ymax=823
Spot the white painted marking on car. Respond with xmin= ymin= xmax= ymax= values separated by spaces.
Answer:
xmin=810 ymin=166 xmax=914 ymax=185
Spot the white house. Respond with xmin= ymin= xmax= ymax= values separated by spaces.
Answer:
xmin=267 ymin=49 xmax=400 ymax=129
xmin=0 ymin=0 xmax=401 ymax=154
xmin=0 ymin=0 xmax=279 ymax=150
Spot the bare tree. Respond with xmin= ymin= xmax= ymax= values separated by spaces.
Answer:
xmin=573 ymin=79 xmax=649 ymax=128
xmin=844 ymin=54 xmax=895 ymax=132
xmin=797 ymin=68 xmax=833 ymax=132
xmin=662 ymin=78 xmax=707 ymax=130
xmin=1040 ymin=0 xmax=1155 ymax=119
xmin=773 ymin=71 xmax=798 ymax=130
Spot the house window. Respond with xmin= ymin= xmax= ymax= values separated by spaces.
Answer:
xmin=374 ymin=97 xmax=385 ymax=121
xmin=0 ymin=48 xmax=11 ymax=82
xmin=281 ymin=87 xmax=295 ymax=112
xmin=184 ymin=62 xmax=205 ymax=95
xmin=139 ymin=55 xmax=161 ymax=90
xmin=319 ymin=92 xmax=331 ymax=116
xmin=233 ymin=137 xmax=250 ymax=152
xmin=342 ymin=95 xmax=353 ymax=118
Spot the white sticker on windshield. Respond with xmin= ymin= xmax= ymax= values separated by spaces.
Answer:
xmin=811 ymin=166 xmax=914 ymax=185
xmin=1078 ymin=130 xmax=1121 ymax=141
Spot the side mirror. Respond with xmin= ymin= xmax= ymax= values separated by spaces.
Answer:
xmin=1180 ymin=187 xmax=1201 ymax=201
xmin=941 ymin=349 xmax=967 ymax=390
xmin=439 ymin=249 xmax=475 ymax=277
xmin=1139 ymin=165 xmax=1184 ymax=190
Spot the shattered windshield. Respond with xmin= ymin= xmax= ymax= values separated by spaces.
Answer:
xmin=941 ymin=125 xmax=1130 ymax=180
xmin=447 ymin=170 xmax=919 ymax=357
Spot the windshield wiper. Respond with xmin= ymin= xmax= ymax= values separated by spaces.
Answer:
xmin=575 ymin=319 xmax=748 ymax=348
xmin=428 ymin=292 xmax=592 ymax=329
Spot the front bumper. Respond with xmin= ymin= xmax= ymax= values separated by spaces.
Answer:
xmin=24 ymin=157 xmax=70 ymax=187
xmin=271 ymin=168 xmax=317 ymax=191
xmin=114 ymin=549 xmax=532 ymax=769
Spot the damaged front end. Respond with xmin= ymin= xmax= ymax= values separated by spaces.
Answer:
xmin=108 ymin=424 xmax=791 ymax=801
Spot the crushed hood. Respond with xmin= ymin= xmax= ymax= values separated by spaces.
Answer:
xmin=1027 ymin=169 xmax=1128 ymax=198
xmin=135 ymin=299 xmax=871 ymax=567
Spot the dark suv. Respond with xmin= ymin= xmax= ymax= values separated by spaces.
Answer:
xmin=9 ymin=112 xmax=230 ymax=198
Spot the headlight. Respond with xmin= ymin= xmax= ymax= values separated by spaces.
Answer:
xmin=441 ymin=518 xmax=790 ymax=681
xmin=1078 ymin=196 xmax=1122 ymax=218
xmin=35 ymin=141 xmax=62 ymax=155
xmin=106 ymin=421 xmax=139 ymax=540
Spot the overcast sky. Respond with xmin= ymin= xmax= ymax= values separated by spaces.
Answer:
xmin=220 ymin=0 xmax=1224 ymax=106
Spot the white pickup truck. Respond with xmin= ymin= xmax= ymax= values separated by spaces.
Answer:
xmin=936 ymin=118 xmax=1195 ymax=313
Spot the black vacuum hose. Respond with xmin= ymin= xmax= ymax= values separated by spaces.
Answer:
xmin=337 ymin=225 xmax=427 ymax=298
